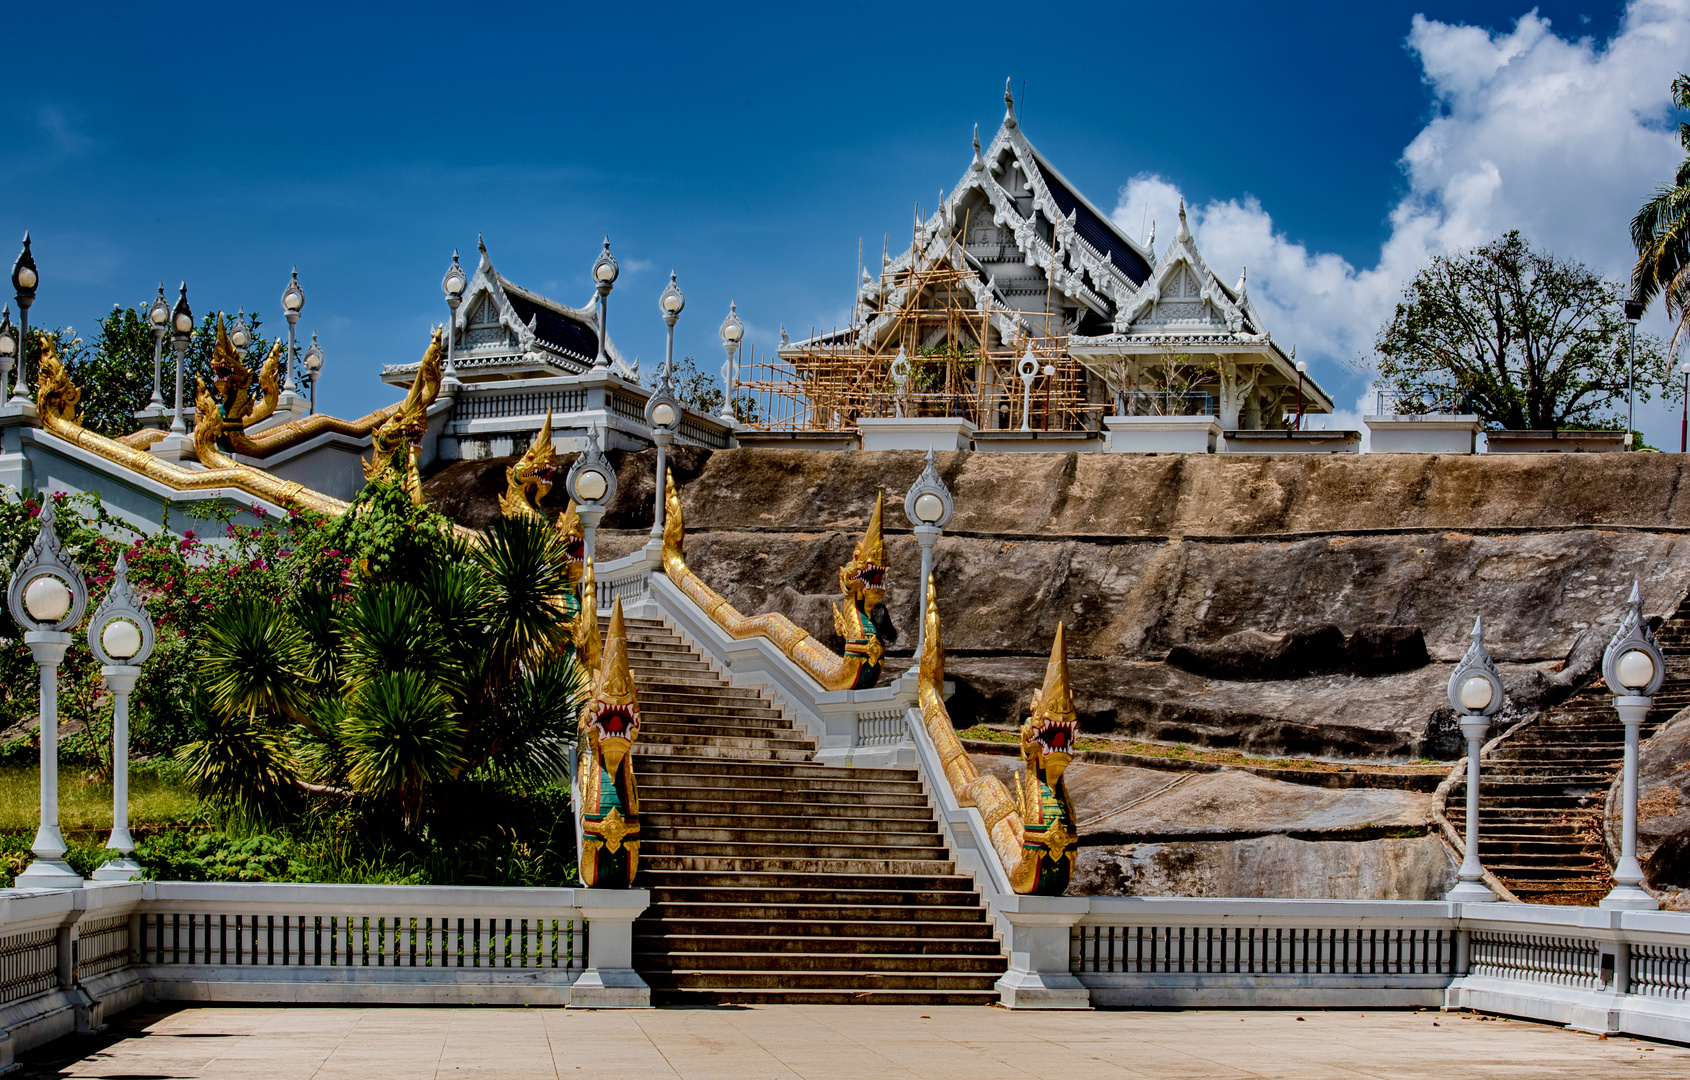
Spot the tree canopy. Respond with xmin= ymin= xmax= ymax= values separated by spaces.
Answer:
xmin=1630 ymin=71 xmax=1690 ymax=355
xmin=1375 ymin=231 xmax=1670 ymax=431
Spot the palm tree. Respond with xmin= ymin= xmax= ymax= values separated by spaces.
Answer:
xmin=1631 ymin=73 xmax=1690 ymax=355
xmin=181 ymin=514 xmax=585 ymax=833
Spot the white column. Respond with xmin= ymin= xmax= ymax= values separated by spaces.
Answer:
xmin=17 ymin=631 xmax=81 ymax=889
xmin=1447 ymin=717 xmax=1496 ymax=902
xmin=93 ymin=666 xmax=142 ymax=881
xmin=993 ymin=895 xmax=1091 ymax=1008
xmin=649 ymin=432 xmax=672 ymax=540
xmin=571 ymin=891 xmax=653 ymax=1007
xmin=1601 ymin=696 xmax=1658 ymax=909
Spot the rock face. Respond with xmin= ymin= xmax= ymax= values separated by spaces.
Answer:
xmin=427 ymin=448 xmax=1690 ymax=763
xmin=967 ymin=751 xmax=1452 ymax=899
xmin=1606 ymin=707 xmax=1690 ymax=909
xmin=1073 ymin=837 xmax=1457 ymax=900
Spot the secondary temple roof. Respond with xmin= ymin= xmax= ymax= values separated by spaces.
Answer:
xmin=382 ymin=237 xmax=635 ymax=387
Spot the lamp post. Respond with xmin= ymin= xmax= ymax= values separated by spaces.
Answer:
xmin=1017 ymin=346 xmax=1038 ymax=432
xmin=281 ymin=268 xmax=305 ymax=396
xmin=1600 ymin=581 xmax=1665 ymax=910
xmin=567 ymin=425 xmax=617 ymax=562
xmin=1679 ymin=360 xmax=1689 ymax=454
xmin=302 ymin=332 xmax=324 ymax=415
xmin=6 ymin=498 xmax=90 ymax=889
xmin=229 ymin=308 xmax=252 ymax=362
xmin=88 ymin=553 xmax=154 ymax=882
xmin=168 ymin=284 xmax=193 ymax=435
xmin=1294 ymin=359 xmax=1307 ymax=430
xmin=1445 ymin=615 xmax=1504 ymax=903
xmin=718 ymin=302 xmax=743 ymax=424
xmin=647 ymin=272 xmax=685 ymax=539
xmin=592 ymin=239 xmax=618 ymax=369
xmin=143 ymin=284 xmax=169 ymax=421
xmin=0 ymin=306 xmax=14 ymax=404
xmin=903 ymin=448 xmax=954 ymax=654
xmin=441 ymin=250 xmax=466 ymax=389
xmin=1624 ymin=301 xmax=1643 ymax=449
xmin=9 ymin=234 xmax=37 ymax=407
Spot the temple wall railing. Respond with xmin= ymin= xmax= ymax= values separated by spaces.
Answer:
xmin=442 ymin=371 xmax=733 ymax=460
xmin=0 ymin=882 xmax=651 ymax=1069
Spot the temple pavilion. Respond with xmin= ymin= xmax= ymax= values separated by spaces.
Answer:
xmin=758 ymin=84 xmax=1333 ymax=434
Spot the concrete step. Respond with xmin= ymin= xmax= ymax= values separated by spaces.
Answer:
xmin=641 ymin=855 xmax=957 ymax=876
xmin=635 ymin=919 xmax=996 ymax=942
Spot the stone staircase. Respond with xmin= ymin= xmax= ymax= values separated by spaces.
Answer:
xmin=1450 ymin=592 xmax=1690 ymax=906
xmin=608 ymin=614 xmax=1007 ymax=1004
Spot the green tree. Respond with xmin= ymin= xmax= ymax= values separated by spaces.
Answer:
xmin=1631 ymin=72 xmax=1690 ymax=356
xmin=1375 ymin=231 xmax=1671 ymax=431
xmin=182 ymin=483 xmax=585 ymax=833
xmin=30 ymin=307 xmax=273 ymax=436
xmin=645 ymin=354 xmax=758 ymax=424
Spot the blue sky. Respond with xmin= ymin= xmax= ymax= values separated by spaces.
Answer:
xmin=3 ymin=1 xmax=1687 ymax=442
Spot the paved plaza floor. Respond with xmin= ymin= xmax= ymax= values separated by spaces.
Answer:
xmin=16 ymin=1004 xmax=1689 ymax=1079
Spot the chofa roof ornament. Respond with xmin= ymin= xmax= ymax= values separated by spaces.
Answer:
xmin=1602 ymin=581 xmax=1665 ymax=698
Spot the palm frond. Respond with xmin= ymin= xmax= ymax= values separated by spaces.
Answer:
xmin=472 ymin=516 xmax=575 ymax=684
xmin=198 ymin=600 xmax=315 ymax=727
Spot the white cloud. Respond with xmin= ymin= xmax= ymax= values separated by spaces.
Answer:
xmin=1111 ymin=0 xmax=1690 ymax=405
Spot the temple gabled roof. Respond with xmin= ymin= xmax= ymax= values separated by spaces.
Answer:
xmin=781 ymin=81 xmax=1160 ymax=358
xmin=382 ymin=238 xmax=635 ymax=386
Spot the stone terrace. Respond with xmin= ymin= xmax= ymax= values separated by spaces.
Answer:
xmin=18 ymin=1004 xmax=1689 ymax=1079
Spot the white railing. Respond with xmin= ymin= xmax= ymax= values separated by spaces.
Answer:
xmin=0 ymin=880 xmax=652 ymax=1067
xmin=595 ymin=546 xmax=659 ymax=610
xmin=1469 ymin=930 xmax=1603 ymax=989
xmin=642 ymin=571 xmax=920 ymax=765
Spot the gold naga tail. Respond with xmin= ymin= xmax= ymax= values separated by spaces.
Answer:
xmin=660 ymin=469 xmax=878 ymax=692
xmin=34 ymin=337 xmax=347 ymax=517
xmin=917 ymin=576 xmax=1076 ymax=895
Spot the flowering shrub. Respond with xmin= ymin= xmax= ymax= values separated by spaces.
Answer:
xmin=0 ymin=487 xmax=341 ymax=767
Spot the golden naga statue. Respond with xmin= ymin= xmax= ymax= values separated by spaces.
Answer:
xmin=660 ymin=469 xmax=887 ymax=691
xmin=361 ymin=327 xmax=445 ymax=504
xmin=498 ymin=410 xmax=562 ymax=521
xmin=191 ymin=315 xmax=283 ymax=440
xmin=34 ymin=336 xmax=346 ymax=516
xmin=498 ymin=417 xmax=591 ymax=636
xmin=577 ymin=597 xmax=641 ymax=888
xmin=917 ymin=576 xmax=1079 ymax=895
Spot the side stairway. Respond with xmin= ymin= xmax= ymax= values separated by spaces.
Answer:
xmin=1450 ymin=593 xmax=1690 ymax=906
xmin=607 ymin=614 xmax=1007 ymax=1004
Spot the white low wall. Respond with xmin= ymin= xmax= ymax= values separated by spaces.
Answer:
xmin=1104 ymin=415 xmax=1221 ymax=454
xmin=0 ymin=880 xmax=652 ymax=1065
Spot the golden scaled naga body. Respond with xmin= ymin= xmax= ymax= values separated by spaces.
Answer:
xmin=659 ymin=469 xmax=886 ymax=692
xmin=33 ymin=334 xmax=348 ymax=517
xmin=917 ymin=577 xmax=1079 ymax=895
xmin=577 ymin=598 xmax=642 ymax=888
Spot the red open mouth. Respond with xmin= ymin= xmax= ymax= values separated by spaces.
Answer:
xmin=565 ymin=536 xmax=585 ymax=563
xmin=1034 ymin=720 xmax=1077 ymax=754
xmin=592 ymin=704 xmax=639 ymax=739
xmin=856 ymin=564 xmax=886 ymax=589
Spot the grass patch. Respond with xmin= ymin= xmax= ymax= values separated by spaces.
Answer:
xmin=0 ymin=765 xmax=206 ymax=834
xmin=953 ymin=725 xmax=1445 ymax=774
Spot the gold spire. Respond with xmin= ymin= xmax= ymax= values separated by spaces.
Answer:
xmin=860 ymin=492 xmax=886 ymax=567
xmin=575 ymin=552 xmax=601 ymax=674
xmin=1030 ymin=621 xmax=1076 ymax=726
xmin=661 ymin=468 xmax=685 ymax=566
xmin=598 ymin=597 xmax=634 ymax=704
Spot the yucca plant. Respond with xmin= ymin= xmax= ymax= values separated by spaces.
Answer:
xmin=186 ymin=490 xmax=587 ymax=840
